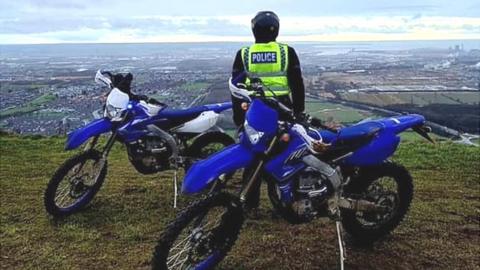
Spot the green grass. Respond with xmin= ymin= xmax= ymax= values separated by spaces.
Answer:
xmin=0 ymin=82 xmax=50 ymax=93
xmin=0 ymin=134 xmax=479 ymax=269
xmin=340 ymin=92 xmax=480 ymax=106
xmin=305 ymin=100 xmax=377 ymax=123
xmin=180 ymin=82 xmax=210 ymax=91
xmin=0 ymin=94 xmax=57 ymax=118
xmin=32 ymin=110 xmax=68 ymax=118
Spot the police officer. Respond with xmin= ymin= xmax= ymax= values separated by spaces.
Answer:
xmin=231 ymin=11 xmax=306 ymax=212
xmin=231 ymin=11 xmax=305 ymax=126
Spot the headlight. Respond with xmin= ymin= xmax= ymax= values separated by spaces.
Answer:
xmin=105 ymin=104 xmax=125 ymax=121
xmin=244 ymin=120 xmax=264 ymax=145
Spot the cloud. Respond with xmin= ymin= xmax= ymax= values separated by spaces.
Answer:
xmin=27 ymin=0 xmax=87 ymax=9
xmin=2 ymin=15 xmax=480 ymax=35
xmin=1 ymin=0 xmax=479 ymax=44
xmin=1 ymin=15 xmax=479 ymax=44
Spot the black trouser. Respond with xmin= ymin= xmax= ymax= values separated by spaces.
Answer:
xmin=235 ymin=128 xmax=262 ymax=210
xmin=242 ymin=167 xmax=262 ymax=210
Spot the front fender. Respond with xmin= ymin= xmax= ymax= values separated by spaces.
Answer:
xmin=65 ymin=118 xmax=112 ymax=150
xmin=182 ymin=144 xmax=254 ymax=195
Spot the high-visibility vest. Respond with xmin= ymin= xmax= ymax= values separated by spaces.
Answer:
xmin=241 ymin=41 xmax=290 ymax=96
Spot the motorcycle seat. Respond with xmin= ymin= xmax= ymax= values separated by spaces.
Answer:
xmin=159 ymin=106 xmax=208 ymax=120
xmin=335 ymin=121 xmax=383 ymax=146
xmin=153 ymin=102 xmax=232 ymax=129
xmin=203 ymin=102 xmax=232 ymax=113
xmin=158 ymin=102 xmax=232 ymax=120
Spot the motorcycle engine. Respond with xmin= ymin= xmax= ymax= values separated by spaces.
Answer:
xmin=291 ymin=168 xmax=331 ymax=220
xmin=126 ymin=136 xmax=173 ymax=174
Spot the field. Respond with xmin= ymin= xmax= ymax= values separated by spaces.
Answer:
xmin=180 ymin=82 xmax=211 ymax=91
xmin=339 ymin=92 xmax=480 ymax=107
xmin=335 ymin=91 xmax=480 ymax=133
xmin=0 ymin=82 xmax=50 ymax=93
xmin=0 ymin=93 xmax=57 ymax=118
xmin=305 ymin=99 xmax=377 ymax=124
xmin=1 ymin=134 xmax=479 ymax=270
xmin=387 ymin=103 xmax=480 ymax=134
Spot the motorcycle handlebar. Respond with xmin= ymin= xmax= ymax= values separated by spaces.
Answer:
xmin=229 ymin=75 xmax=338 ymax=133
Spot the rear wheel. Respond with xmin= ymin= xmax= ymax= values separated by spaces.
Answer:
xmin=185 ymin=132 xmax=235 ymax=175
xmin=341 ymin=162 xmax=413 ymax=244
xmin=152 ymin=193 xmax=243 ymax=270
xmin=44 ymin=150 xmax=107 ymax=217
xmin=187 ymin=132 xmax=234 ymax=159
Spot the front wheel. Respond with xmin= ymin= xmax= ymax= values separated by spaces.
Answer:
xmin=341 ymin=162 xmax=413 ymax=244
xmin=152 ymin=193 xmax=244 ymax=270
xmin=44 ymin=150 xmax=107 ymax=217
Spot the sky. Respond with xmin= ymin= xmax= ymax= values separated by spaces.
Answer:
xmin=0 ymin=0 xmax=479 ymax=44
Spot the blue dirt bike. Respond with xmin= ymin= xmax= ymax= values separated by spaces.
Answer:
xmin=151 ymin=75 xmax=434 ymax=269
xmin=44 ymin=70 xmax=234 ymax=217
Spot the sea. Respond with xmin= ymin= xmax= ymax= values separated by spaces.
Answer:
xmin=1 ymin=40 xmax=479 ymax=58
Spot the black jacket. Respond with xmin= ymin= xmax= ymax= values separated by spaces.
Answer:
xmin=231 ymin=44 xmax=305 ymax=126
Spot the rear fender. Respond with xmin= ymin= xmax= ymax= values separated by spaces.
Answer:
xmin=182 ymin=144 xmax=254 ymax=195
xmin=65 ymin=118 xmax=112 ymax=150
xmin=174 ymin=111 xmax=219 ymax=133
xmin=384 ymin=114 xmax=426 ymax=134
xmin=344 ymin=130 xmax=400 ymax=166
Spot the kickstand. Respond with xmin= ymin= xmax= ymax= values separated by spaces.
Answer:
xmin=173 ymin=169 xmax=178 ymax=209
xmin=336 ymin=221 xmax=346 ymax=270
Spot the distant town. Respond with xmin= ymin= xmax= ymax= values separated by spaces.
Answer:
xmin=1 ymin=40 xmax=479 ymax=137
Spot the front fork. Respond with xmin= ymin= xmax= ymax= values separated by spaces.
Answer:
xmin=83 ymin=135 xmax=99 ymax=151
xmin=67 ymin=132 xmax=115 ymax=193
xmin=71 ymin=135 xmax=101 ymax=176
xmin=101 ymin=130 xmax=117 ymax=159
xmin=239 ymin=137 xmax=278 ymax=204
xmin=84 ymin=131 xmax=117 ymax=182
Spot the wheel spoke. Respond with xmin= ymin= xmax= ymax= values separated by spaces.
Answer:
xmin=54 ymin=184 xmax=71 ymax=201
xmin=171 ymin=230 xmax=197 ymax=252
xmin=53 ymin=159 xmax=99 ymax=208
xmin=152 ymin=193 xmax=244 ymax=270
xmin=168 ymin=208 xmax=227 ymax=268
xmin=177 ymin=256 xmax=191 ymax=270
xmin=355 ymin=176 xmax=400 ymax=227
xmin=170 ymin=255 xmax=190 ymax=269
xmin=57 ymin=191 xmax=72 ymax=207
xmin=168 ymin=242 xmax=192 ymax=265
xmin=170 ymin=222 xmax=210 ymax=252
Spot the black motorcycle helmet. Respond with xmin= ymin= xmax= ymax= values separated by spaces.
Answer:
xmin=251 ymin=11 xmax=280 ymax=42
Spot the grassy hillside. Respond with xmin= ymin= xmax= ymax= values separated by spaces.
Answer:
xmin=0 ymin=134 xmax=479 ymax=269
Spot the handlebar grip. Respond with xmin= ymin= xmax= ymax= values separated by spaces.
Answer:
xmin=310 ymin=117 xmax=323 ymax=127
